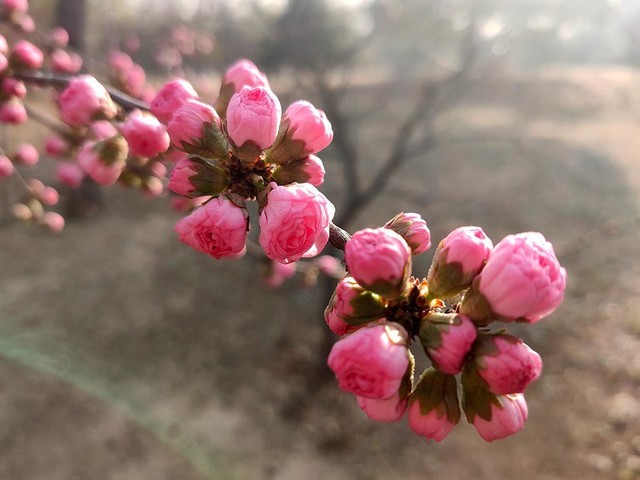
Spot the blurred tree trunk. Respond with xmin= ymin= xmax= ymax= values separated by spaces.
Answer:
xmin=56 ymin=0 xmax=103 ymax=217
xmin=55 ymin=0 xmax=87 ymax=52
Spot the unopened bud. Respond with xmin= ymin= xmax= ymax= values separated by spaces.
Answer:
xmin=272 ymin=155 xmax=325 ymax=186
xmin=384 ymin=212 xmax=431 ymax=255
xmin=168 ymin=156 xmax=229 ymax=198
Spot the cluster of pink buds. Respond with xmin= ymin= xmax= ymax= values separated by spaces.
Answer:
xmin=0 ymin=0 xmax=34 ymax=32
xmin=326 ymin=220 xmax=566 ymax=442
xmin=164 ymin=59 xmax=335 ymax=262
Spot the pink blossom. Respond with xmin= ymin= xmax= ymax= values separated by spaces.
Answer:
xmin=408 ymin=401 xmax=456 ymax=442
xmin=124 ymin=63 xmax=146 ymax=98
xmin=59 ymin=75 xmax=117 ymax=126
xmin=420 ymin=313 xmax=477 ymax=375
xmin=109 ymin=50 xmax=133 ymax=75
xmin=471 ymin=232 xmax=567 ymax=323
xmin=122 ymin=111 xmax=170 ymax=158
xmin=0 ymin=99 xmax=27 ymax=123
xmin=51 ymin=49 xmax=82 ymax=73
xmin=150 ymin=79 xmax=198 ymax=124
xmin=10 ymin=40 xmax=43 ymax=69
xmin=18 ymin=14 xmax=34 ymax=32
xmin=283 ymin=100 xmax=333 ymax=154
xmin=174 ymin=195 xmax=248 ymax=260
xmin=427 ymin=226 xmax=493 ymax=298
xmin=258 ymin=182 xmax=335 ymax=264
xmin=470 ymin=393 xmax=528 ymax=442
xmin=314 ymin=254 xmax=343 ymax=277
xmin=328 ymin=323 xmax=410 ymax=400
xmin=474 ymin=334 xmax=542 ymax=395
xmin=45 ymin=134 xmax=68 ymax=156
xmin=0 ymin=154 xmax=14 ymax=177
xmin=263 ymin=260 xmax=297 ymax=288
xmin=51 ymin=27 xmax=69 ymax=47
xmin=384 ymin=212 xmax=432 ymax=255
xmin=90 ymin=120 xmax=118 ymax=140
xmin=324 ymin=309 xmax=363 ymax=337
xmin=40 ymin=186 xmax=59 ymax=206
xmin=42 ymin=212 xmax=65 ymax=233
xmin=222 ymin=58 xmax=270 ymax=93
xmin=167 ymin=99 xmax=220 ymax=149
xmin=2 ymin=77 xmax=26 ymax=98
xmin=77 ymin=138 xmax=127 ymax=186
xmin=2 ymin=0 xmax=28 ymax=14
xmin=56 ymin=162 xmax=84 ymax=188
xmin=13 ymin=142 xmax=38 ymax=166
xmin=344 ymin=227 xmax=411 ymax=298
xmin=226 ymin=86 xmax=281 ymax=150
xmin=357 ymin=392 xmax=408 ymax=422
xmin=324 ymin=276 xmax=385 ymax=334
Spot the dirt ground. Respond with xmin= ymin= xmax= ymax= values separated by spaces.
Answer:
xmin=1 ymin=67 xmax=639 ymax=480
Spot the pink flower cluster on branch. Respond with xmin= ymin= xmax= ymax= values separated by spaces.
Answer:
xmin=164 ymin=59 xmax=335 ymax=263
xmin=326 ymin=222 xmax=566 ymax=442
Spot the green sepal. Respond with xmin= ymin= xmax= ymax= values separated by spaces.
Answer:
xmin=271 ymin=157 xmax=314 ymax=185
xmin=214 ymin=83 xmax=235 ymax=119
xmin=96 ymin=134 xmax=128 ymax=166
xmin=459 ymin=278 xmax=497 ymax=326
xmin=418 ymin=312 xmax=461 ymax=351
xmin=185 ymin=156 xmax=230 ymax=199
xmin=180 ymin=122 xmax=230 ymax=161
xmin=264 ymin=125 xmax=308 ymax=165
xmin=235 ymin=141 xmax=263 ymax=164
xmin=426 ymin=246 xmax=476 ymax=299
xmin=398 ymin=350 xmax=416 ymax=400
xmin=408 ymin=367 xmax=461 ymax=425
xmin=460 ymin=362 xmax=497 ymax=423
xmin=343 ymin=290 xmax=385 ymax=326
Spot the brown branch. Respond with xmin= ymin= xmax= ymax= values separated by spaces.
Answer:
xmin=23 ymin=103 xmax=76 ymax=140
xmin=14 ymin=70 xmax=150 ymax=112
xmin=328 ymin=222 xmax=351 ymax=251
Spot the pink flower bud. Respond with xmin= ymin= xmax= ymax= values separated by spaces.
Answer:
xmin=90 ymin=120 xmax=118 ymax=140
xmin=357 ymin=391 xmax=408 ymax=422
xmin=0 ymin=154 xmax=14 ymax=177
xmin=461 ymin=232 xmax=567 ymax=324
xmin=2 ymin=77 xmax=26 ymax=98
xmin=328 ymin=323 xmax=410 ymax=400
xmin=167 ymin=99 xmax=220 ymax=150
xmin=468 ymin=392 xmax=528 ymax=442
xmin=51 ymin=27 xmax=69 ymax=47
xmin=42 ymin=211 xmax=65 ymax=233
xmin=122 ymin=110 xmax=170 ymax=158
xmin=221 ymin=59 xmax=270 ymax=95
xmin=324 ymin=276 xmax=385 ymax=333
xmin=168 ymin=157 xmax=229 ymax=198
xmin=258 ymin=182 xmax=335 ymax=264
xmin=419 ymin=313 xmax=477 ymax=375
xmin=45 ymin=134 xmax=69 ymax=156
xmin=344 ymin=227 xmax=412 ymax=299
xmin=174 ymin=195 xmax=249 ymax=260
xmin=40 ymin=186 xmax=59 ymax=206
xmin=407 ymin=368 xmax=460 ymax=442
xmin=19 ymin=14 xmax=34 ymax=32
xmin=0 ymin=99 xmax=27 ymax=123
xmin=427 ymin=226 xmax=493 ymax=298
xmin=473 ymin=334 xmax=542 ymax=395
xmin=150 ymin=79 xmax=198 ymax=124
xmin=314 ymin=254 xmax=343 ymax=277
xmin=272 ymin=155 xmax=325 ymax=186
xmin=226 ymin=86 xmax=281 ymax=150
xmin=10 ymin=40 xmax=43 ymax=69
xmin=263 ymin=260 xmax=297 ymax=288
xmin=324 ymin=309 xmax=363 ymax=337
xmin=77 ymin=136 xmax=128 ymax=186
xmin=384 ymin=212 xmax=431 ymax=255
xmin=56 ymin=162 xmax=84 ymax=188
xmin=283 ymin=100 xmax=333 ymax=155
xmin=2 ymin=0 xmax=28 ymax=15
xmin=51 ymin=49 xmax=82 ymax=73
xmin=124 ymin=63 xmax=146 ymax=98
xmin=109 ymin=50 xmax=133 ymax=73
xmin=59 ymin=75 xmax=117 ymax=126
xmin=13 ymin=142 xmax=38 ymax=166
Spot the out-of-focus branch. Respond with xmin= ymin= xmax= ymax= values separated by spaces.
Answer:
xmin=14 ymin=71 xmax=150 ymax=112
xmin=23 ymin=103 xmax=75 ymax=139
